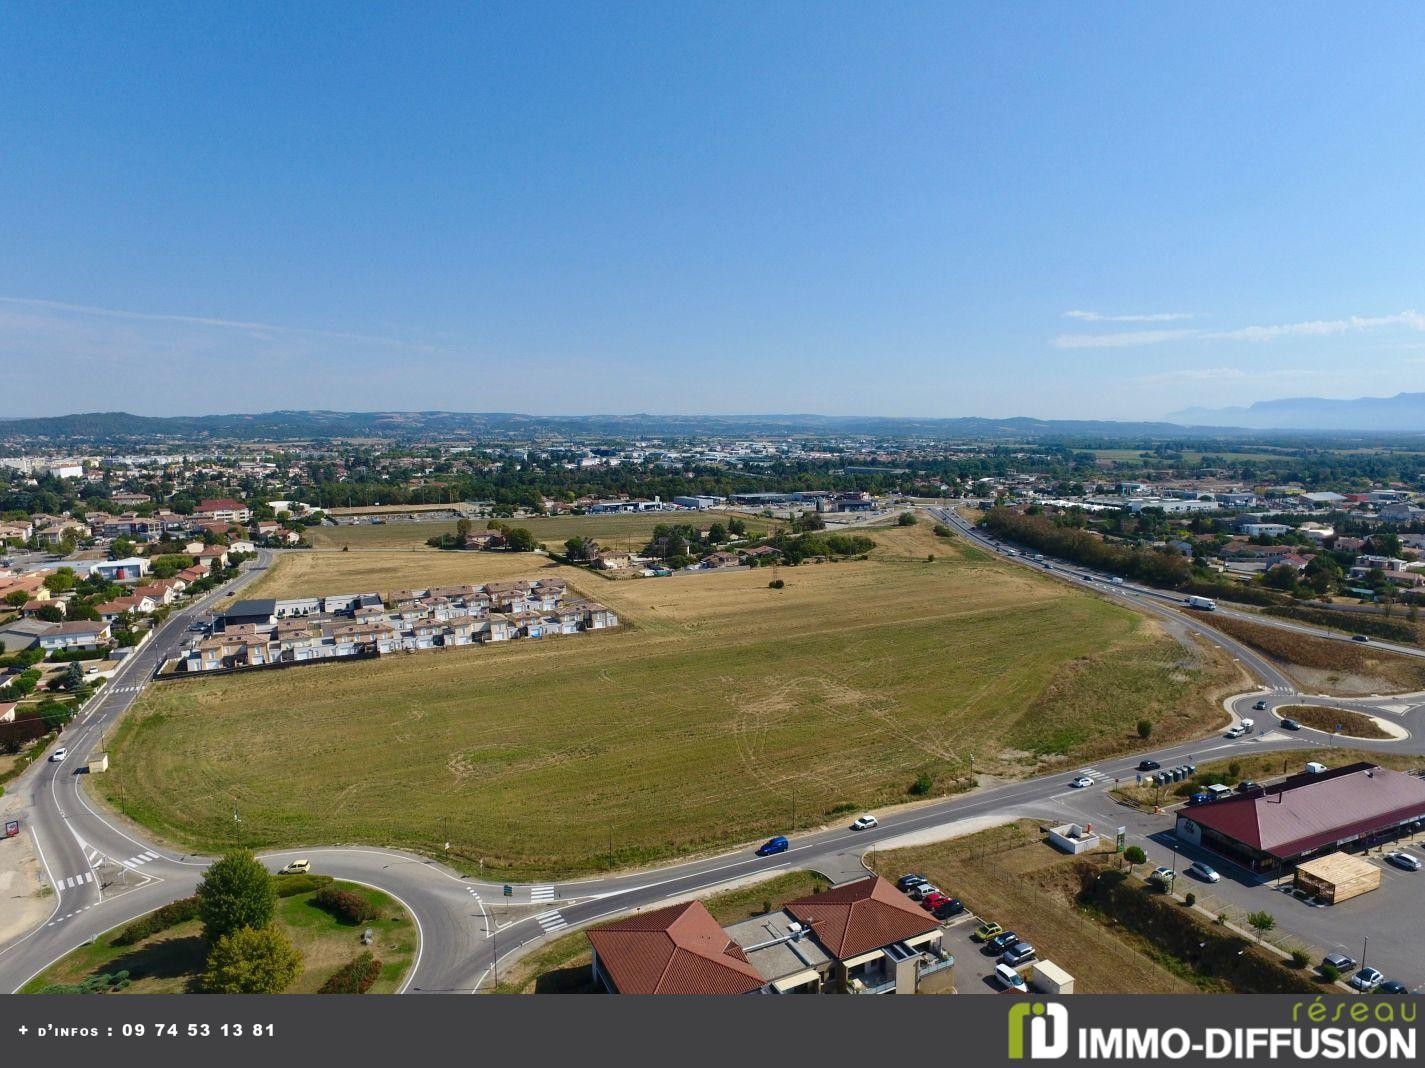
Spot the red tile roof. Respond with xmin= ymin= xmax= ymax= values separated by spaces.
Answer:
xmin=586 ymin=901 xmax=765 ymax=994
xmin=1182 ymin=763 xmax=1425 ymax=860
xmin=783 ymin=876 xmax=939 ymax=960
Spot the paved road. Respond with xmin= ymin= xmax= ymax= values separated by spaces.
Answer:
xmin=4 ymin=527 xmax=1425 ymax=995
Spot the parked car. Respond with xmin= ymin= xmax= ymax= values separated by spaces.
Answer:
xmin=1281 ymin=718 xmax=1301 ymax=731
xmin=278 ymin=859 xmax=311 ymax=875
xmin=987 ymin=930 xmax=1020 ymax=954
xmin=1185 ymin=861 xmax=1220 ymax=883
xmin=897 ymin=873 xmax=929 ymax=893
xmin=1236 ymin=780 xmax=1259 ymax=793
xmin=1323 ymin=952 xmax=1357 ymax=974
xmin=1253 ymin=700 xmax=1268 ymax=711
xmin=909 ymin=882 xmax=941 ymax=902
xmin=921 ymin=891 xmax=950 ymax=911
xmin=931 ymin=898 xmax=965 ymax=920
xmin=1377 ymin=980 xmax=1409 ymax=995
xmin=1137 ymin=759 xmax=1161 ymax=771
xmin=994 ymin=962 xmax=1028 ymax=991
xmin=1352 ymin=634 xmax=1370 ymax=643
xmin=1352 ymin=967 xmax=1385 ymax=992
xmin=755 ymin=835 xmax=789 ymax=857
xmin=1149 ymin=866 xmax=1175 ymax=887
xmin=851 ymin=815 xmax=878 ymax=830
xmin=1188 ymin=792 xmax=1212 ymax=806
xmin=1070 ymin=775 xmax=1094 ymax=789
xmin=49 ymin=747 xmax=67 ymax=763
xmin=973 ymin=921 xmax=1003 ymax=942
xmin=1000 ymin=942 xmax=1036 ymax=967
xmin=1384 ymin=851 xmax=1421 ymax=872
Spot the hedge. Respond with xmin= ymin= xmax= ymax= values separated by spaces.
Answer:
xmin=318 ymin=951 xmax=382 ymax=994
xmin=272 ymin=873 xmax=334 ymax=898
xmin=111 ymin=896 xmax=200 ymax=947
xmin=312 ymin=886 xmax=379 ymax=925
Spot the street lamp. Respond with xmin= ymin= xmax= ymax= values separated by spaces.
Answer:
xmin=1362 ymin=935 xmax=1369 ymax=974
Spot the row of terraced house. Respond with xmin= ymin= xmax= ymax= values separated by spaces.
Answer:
xmin=181 ymin=578 xmax=619 ymax=673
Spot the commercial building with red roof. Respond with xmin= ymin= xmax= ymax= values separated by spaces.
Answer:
xmin=587 ymin=900 xmax=765 ymax=994
xmin=1176 ymin=762 xmax=1425 ymax=871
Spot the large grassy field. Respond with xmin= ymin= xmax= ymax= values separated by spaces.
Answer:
xmin=304 ymin=511 xmax=782 ymax=551
xmin=22 ymin=878 xmax=416 ymax=994
xmin=102 ymin=524 xmax=1236 ymax=878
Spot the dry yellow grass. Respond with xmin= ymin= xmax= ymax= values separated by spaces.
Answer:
xmin=103 ymin=524 xmax=1231 ymax=878
xmin=234 ymin=549 xmax=581 ymax=602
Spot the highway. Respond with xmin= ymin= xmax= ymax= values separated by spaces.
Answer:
xmin=3 ymin=526 xmax=1425 ymax=995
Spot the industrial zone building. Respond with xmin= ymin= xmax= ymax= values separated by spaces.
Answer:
xmin=1174 ymin=762 xmax=1425 ymax=872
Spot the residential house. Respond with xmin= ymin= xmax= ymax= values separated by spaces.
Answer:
xmin=581 ymin=603 xmax=619 ymax=629
xmin=0 ymin=618 xmax=54 ymax=652
xmin=464 ymin=531 xmax=506 ymax=550
xmin=37 ymin=620 xmax=112 ymax=652
xmin=701 ymin=551 xmax=742 ymax=569
xmin=194 ymin=498 xmax=252 ymax=523
xmin=588 ymin=901 xmax=767 ymax=995
xmin=0 ymin=520 xmax=34 ymax=543
xmin=592 ymin=551 xmax=631 ymax=571
xmin=94 ymin=594 xmax=157 ymax=622
xmin=21 ymin=598 xmax=63 ymax=618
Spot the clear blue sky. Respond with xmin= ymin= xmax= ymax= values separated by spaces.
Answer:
xmin=4 ymin=2 xmax=1424 ymax=420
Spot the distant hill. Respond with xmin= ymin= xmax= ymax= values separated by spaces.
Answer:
xmin=0 ymin=409 xmax=1251 ymax=444
xmin=1167 ymin=392 xmax=1425 ymax=431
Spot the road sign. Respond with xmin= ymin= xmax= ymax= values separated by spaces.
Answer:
xmin=1115 ymin=826 xmax=1127 ymax=852
xmin=3 ymin=820 xmax=19 ymax=838
xmin=503 ymin=884 xmax=513 ymax=897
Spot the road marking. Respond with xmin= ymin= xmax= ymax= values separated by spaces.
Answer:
xmin=83 ymin=871 xmax=93 ymax=884
xmin=536 ymin=910 xmax=568 ymax=932
xmin=530 ymin=885 xmax=556 ymax=901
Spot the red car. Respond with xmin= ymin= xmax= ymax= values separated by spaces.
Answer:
xmin=921 ymin=891 xmax=949 ymax=911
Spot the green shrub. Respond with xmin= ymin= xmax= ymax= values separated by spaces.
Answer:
xmin=319 ymin=951 xmax=382 ymax=994
xmin=111 ymin=896 xmax=200 ymax=946
xmin=312 ymin=886 xmax=379 ymax=926
xmin=272 ymin=873 xmax=334 ymax=898
xmin=1290 ymin=949 xmax=1311 ymax=969
xmin=908 ymin=772 xmax=934 ymax=796
xmin=1184 ymin=892 xmax=1196 ymax=908
xmin=1320 ymin=962 xmax=1340 ymax=983
xmin=768 ymin=579 xmax=785 ymax=589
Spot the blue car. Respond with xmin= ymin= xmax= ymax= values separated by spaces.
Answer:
xmin=756 ymin=835 xmax=789 ymax=857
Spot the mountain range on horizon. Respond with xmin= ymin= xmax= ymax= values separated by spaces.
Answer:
xmin=1166 ymin=391 xmax=1425 ymax=431
xmin=4 ymin=400 xmax=1425 ymax=444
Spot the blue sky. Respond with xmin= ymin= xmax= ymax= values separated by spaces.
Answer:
xmin=3 ymin=3 xmax=1424 ymax=421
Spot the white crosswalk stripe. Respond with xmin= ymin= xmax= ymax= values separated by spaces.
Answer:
xmin=529 ymin=885 xmax=556 ymax=901
xmin=536 ymin=910 xmax=567 ymax=932
xmin=84 ymin=871 xmax=94 ymax=883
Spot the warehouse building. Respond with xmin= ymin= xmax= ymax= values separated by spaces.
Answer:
xmin=1175 ymin=763 xmax=1425 ymax=872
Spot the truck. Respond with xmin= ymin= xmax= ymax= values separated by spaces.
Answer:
xmin=1185 ymin=595 xmax=1216 ymax=611
xmin=1109 ymin=576 xmax=1124 ymax=586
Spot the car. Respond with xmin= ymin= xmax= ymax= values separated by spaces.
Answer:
xmin=1377 ymin=980 xmax=1409 ymax=995
xmin=1000 ymin=942 xmax=1036 ymax=967
xmin=1185 ymin=861 xmax=1220 ymax=882
xmin=897 ymin=873 xmax=929 ymax=893
xmin=278 ymin=859 xmax=311 ymax=875
xmin=994 ymin=962 xmax=1028 ymax=991
xmin=1137 ymin=759 xmax=1161 ymax=771
xmin=851 ymin=815 xmax=878 ymax=830
xmin=49 ymin=747 xmax=67 ymax=763
xmin=1149 ymin=866 xmax=1175 ymax=886
xmin=1384 ymin=851 xmax=1421 ymax=872
xmin=1070 ymin=775 xmax=1095 ymax=789
xmin=755 ymin=835 xmax=789 ymax=857
xmin=1281 ymin=718 xmax=1301 ymax=731
xmin=931 ymin=898 xmax=965 ymax=920
xmin=1253 ymin=700 xmax=1268 ymax=711
xmin=1236 ymin=780 xmax=1259 ymax=793
xmin=1352 ymin=634 xmax=1370 ymax=643
xmin=987 ymin=930 xmax=1020 ymax=954
xmin=1225 ymin=725 xmax=1247 ymax=738
xmin=973 ymin=921 xmax=1003 ymax=942
xmin=909 ymin=882 xmax=941 ymax=902
xmin=921 ymin=891 xmax=950 ymax=911
xmin=1352 ymin=967 xmax=1385 ymax=992
xmin=1323 ymin=952 xmax=1357 ymax=974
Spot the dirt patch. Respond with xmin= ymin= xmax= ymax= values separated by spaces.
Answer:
xmin=0 ymin=794 xmax=53 ymax=948
xmin=1208 ymin=616 xmax=1425 ymax=695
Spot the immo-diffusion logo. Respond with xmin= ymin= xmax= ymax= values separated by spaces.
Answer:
xmin=1008 ymin=1002 xmax=1069 ymax=1059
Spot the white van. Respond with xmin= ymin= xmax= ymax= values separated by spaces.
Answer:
xmin=995 ymin=963 xmax=1027 ymax=991
xmin=1305 ymin=761 xmax=1328 ymax=775
xmin=1206 ymin=783 xmax=1232 ymax=800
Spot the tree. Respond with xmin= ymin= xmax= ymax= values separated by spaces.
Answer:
xmin=203 ymin=925 xmax=302 ymax=993
xmin=1136 ymin=719 xmax=1152 ymax=740
xmin=3 ymin=590 xmax=27 ymax=608
xmin=504 ymin=527 xmax=536 ymax=552
xmin=897 ymin=512 xmax=918 ymax=526
xmin=1123 ymin=845 xmax=1146 ymax=874
xmin=564 ymin=536 xmax=595 ymax=562
xmin=35 ymin=604 xmax=64 ymax=622
xmin=64 ymin=662 xmax=84 ymax=692
xmin=1263 ymin=564 xmax=1298 ymax=592
xmin=706 ymin=523 xmax=727 ymax=544
xmin=1246 ymin=910 xmax=1276 ymax=941
xmin=197 ymin=851 xmax=276 ymax=944
xmin=455 ymin=517 xmax=472 ymax=542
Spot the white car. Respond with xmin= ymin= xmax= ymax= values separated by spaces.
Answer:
xmin=1351 ymin=967 xmax=1384 ymax=992
xmin=1070 ymin=775 xmax=1095 ymax=789
xmin=1225 ymin=725 xmax=1248 ymax=738
xmin=851 ymin=815 xmax=878 ymax=830
xmin=1185 ymin=861 xmax=1220 ymax=883
xmin=994 ymin=962 xmax=1027 ymax=991
xmin=49 ymin=747 xmax=67 ymax=763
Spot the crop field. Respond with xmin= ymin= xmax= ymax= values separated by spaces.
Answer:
xmin=1206 ymin=615 xmax=1425 ymax=695
xmin=101 ymin=523 xmax=1235 ymax=879
xmin=304 ymin=510 xmax=783 ymax=550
